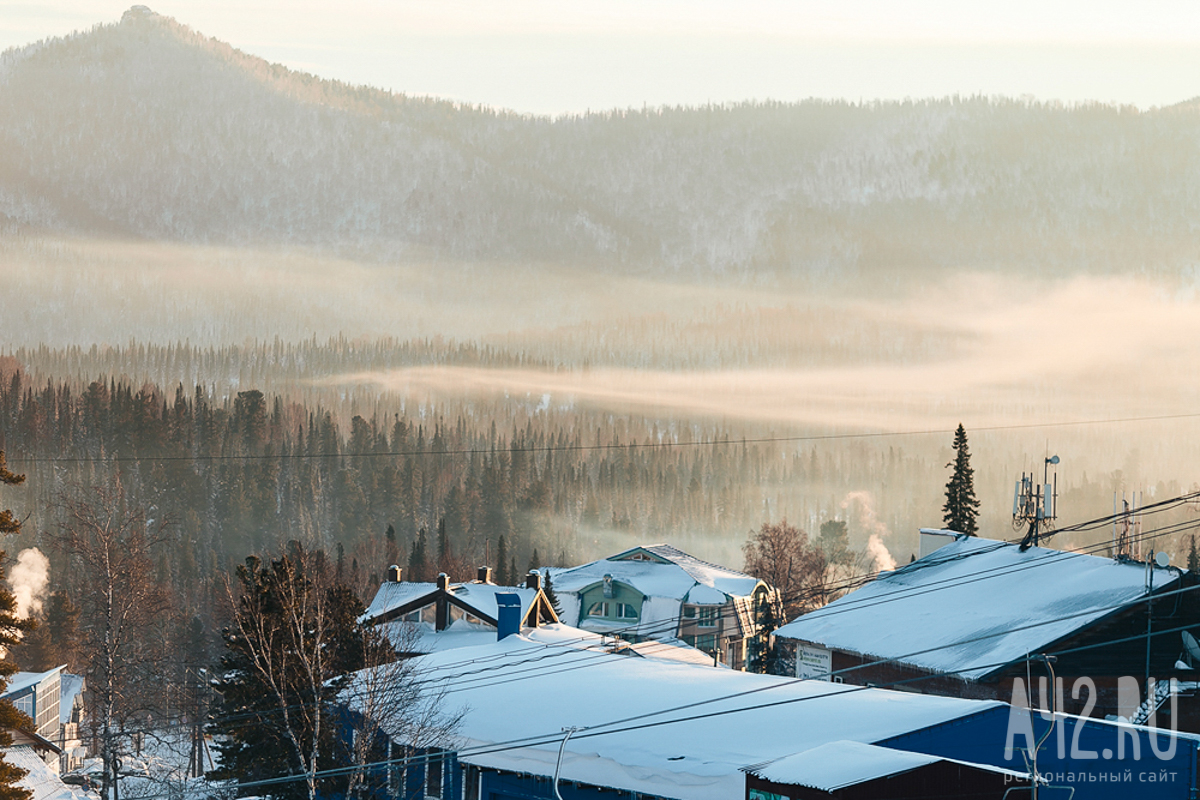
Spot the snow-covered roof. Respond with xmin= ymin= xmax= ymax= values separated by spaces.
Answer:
xmin=548 ymin=544 xmax=760 ymax=604
xmin=447 ymin=583 xmax=539 ymax=622
xmin=361 ymin=581 xmax=438 ymax=622
xmin=4 ymin=746 xmax=88 ymax=800
xmin=745 ymin=740 xmax=1025 ymax=790
xmin=389 ymin=634 xmax=1009 ymax=800
xmin=624 ymin=637 xmax=724 ymax=668
xmin=361 ymin=580 xmax=540 ymax=626
xmin=59 ymin=674 xmax=84 ymax=726
xmin=774 ymin=536 xmax=1181 ymax=680
xmin=3 ymin=666 xmax=64 ymax=698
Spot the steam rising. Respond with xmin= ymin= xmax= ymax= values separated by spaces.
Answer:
xmin=11 ymin=547 xmax=49 ymax=619
xmin=841 ymin=491 xmax=897 ymax=573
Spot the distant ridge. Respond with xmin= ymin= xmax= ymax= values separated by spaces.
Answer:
xmin=2 ymin=8 xmax=1200 ymax=279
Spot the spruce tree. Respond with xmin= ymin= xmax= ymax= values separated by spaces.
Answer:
xmin=1188 ymin=535 xmax=1199 ymax=573
xmin=436 ymin=517 xmax=450 ymax=574
xmin=407 ymin=527 xmax=429 ymax=582
xmin=942 ymin=424 xmax=981 ymax=536
xmin=211 ymin=547 xmax=365 ymax=800
xmin=541 ymin=570 xmax=563 ymax=617
xmin=384 ymin=523 xmax=399 ymax=567
xmin=0 ymin=453 xmax=39 ymax=800
xmin=496 ymin=535 xmax=509 ymax=585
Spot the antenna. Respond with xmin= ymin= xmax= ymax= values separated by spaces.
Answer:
xmin=1016 ymin=454 xmax=1060 ymax=551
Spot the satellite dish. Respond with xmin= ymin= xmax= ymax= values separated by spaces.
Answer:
xmin=1184 ymin=631 xmax=1200 ymax=665
xmin=1048 ymin=455 xmax=1060 ymax=465
xmin=1156 ymin=551 xmax=1171 ymax=569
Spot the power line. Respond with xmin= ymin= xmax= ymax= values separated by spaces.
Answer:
xmin=14 ymin=410 xmax=1200 ymax=465
xmin=104 ymin=601 xmax=1200 ymax=800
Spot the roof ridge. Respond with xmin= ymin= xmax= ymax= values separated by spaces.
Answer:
xmin=643 ymin=543 xmax=753 ymax=580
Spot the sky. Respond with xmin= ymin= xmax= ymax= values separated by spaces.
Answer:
xmin=1 ymin=1 xmax=1198 ymax=114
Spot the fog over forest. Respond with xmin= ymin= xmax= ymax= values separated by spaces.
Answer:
xmin=3 ymin=7 xmax=1200 ymax=582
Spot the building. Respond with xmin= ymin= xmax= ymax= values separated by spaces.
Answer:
xmin=361 ymin=566 xmax=560 ymax=655
xmin=773 ymin=533 xmax=1200 ymax=730
xmin=56 ymin=674 xmax=86 ymax=774
xmin=743 ymin=741 xmax=1022 ymax=800
xmin=3 ymin=735 xmax=87 ymax=800
xmin=344 ymin=631 xmax=1200 ymax=800
xmin=546 ymin=544 xmax=776 ymax=668
xmin=2 ymin=666 xmax=72 ymax=771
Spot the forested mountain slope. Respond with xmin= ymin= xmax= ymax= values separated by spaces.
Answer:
xmin=2 ymin=7 xmax=1199 ymax=278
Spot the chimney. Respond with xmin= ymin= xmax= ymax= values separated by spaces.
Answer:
xmin=387 ymin=565 xmax=402 ymax=583
xmin=477 ymin=566 xmax=493 ymax=584
xmin=436 ymin=572 xmax=450 ymax=590
xmin=496 ymin=593 xmax=521 ymax=640
xmin=525 ymin=571 xmax=542 ymax=591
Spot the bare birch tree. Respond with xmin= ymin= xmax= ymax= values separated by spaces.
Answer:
xmin=52 ymin=483 xmax=170 ymax=800
xmin=211 ymin=544 xmax=363 ymax=800
xmin=340 ymin=624 xmax=461 ymax=800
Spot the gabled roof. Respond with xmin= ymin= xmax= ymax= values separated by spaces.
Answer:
xmin=744 ymin=740 xmax=1025 ymax=791
xmin=362 ymin=581 xmax=438 ymax=622
xmin=774 ymin=535 xmax=1181 ymax=680
xmin=550 ymin=544 xmax=761 ymax=602
xmin=362 ymin=579 xmax=556 ymax=629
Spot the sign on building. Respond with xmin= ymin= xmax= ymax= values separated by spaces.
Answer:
xmin=796 ymin=644 xmax=832 ymax=681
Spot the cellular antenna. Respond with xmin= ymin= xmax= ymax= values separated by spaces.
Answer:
xmin=1015 ymin=453 xmax=1059 ymax=551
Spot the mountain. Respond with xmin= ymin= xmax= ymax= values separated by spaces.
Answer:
xmin=2 ymin=6 xmax=1200 ymax=279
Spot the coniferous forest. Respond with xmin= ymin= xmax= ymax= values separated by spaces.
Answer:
xmin=4 ymin=11 xmax=1200 ymax=793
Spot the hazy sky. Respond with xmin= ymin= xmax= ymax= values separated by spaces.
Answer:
xmin=2 ymin=1 xmax=1198 ymax=113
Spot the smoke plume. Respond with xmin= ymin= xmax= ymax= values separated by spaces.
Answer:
xmin=10 ymin=547 xmax=49 ymax=619
xmin=841 ymin=491 xmax=898 ymax=572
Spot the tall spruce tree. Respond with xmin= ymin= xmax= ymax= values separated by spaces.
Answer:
xmin=942 ymin=424 xmax=981 ymax=536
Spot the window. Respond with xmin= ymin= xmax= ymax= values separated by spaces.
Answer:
xmin=616 ymin=603 xmax=638 ymax=620
xmin=697 ymin=607 xmax=717 ymax=628
xmin=694 ymin=634 xmax=716 ymax=654
xmin=683 ymin=606 xmax=696 ymax=619
xmin=587 ymin=601 xmax=609 ymax=617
